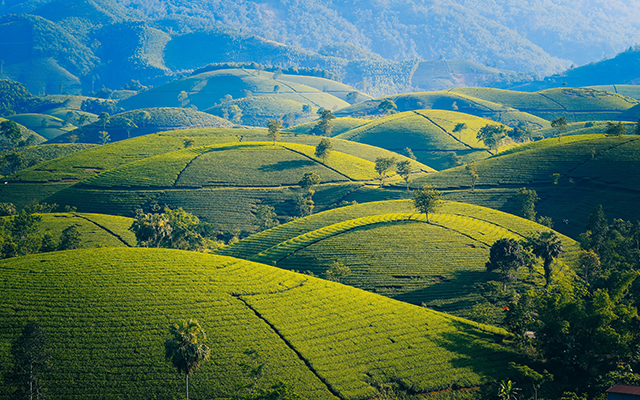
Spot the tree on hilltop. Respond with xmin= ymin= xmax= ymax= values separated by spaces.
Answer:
xmin=267 ymin=119 xmax=283 ymax=145
xmin=165 ymin=319 xmax=210 ymax=400
xmin=298 ymin=171 xmax=321 ymax=192
xmin=396 ymin=160 xmax=412 ymax=190
xmin=374 ymin=156 xmax=396 ymax=187
xmin=312 ymin=108 xmax=335 ymax=136
xmin=413 ymin=184 xmax=441 ymax=222
xmin=551 ymin=116 xmax=567 ymax=143
xmin=315 ymin=138 xmax=332 ymax=163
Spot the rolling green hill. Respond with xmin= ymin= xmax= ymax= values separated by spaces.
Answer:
xmin=412 ymin=135 xmax=640 ymax=238
xmin=7 ymin=113 xmax=74 ymax=140
xmin=336 ymin=91 xmax=551 ymax=129
xmin=42 ymin=141 xmax=386 ymax=231
xmin=22 ymin=212 xmax=136 ymax=247
xmin=119 ymin=69 xmax=351 ymax=123
xmin=587 ymin=85 xmax=640 ymax=101
xmin=0 ymin=247 xmax=517 ymax=400
xmin=48 ymin=107 xmax=233 ymax=144
xmin=1 ymin=129 xmax=432 ymax=210
xmin=0 ymin=142 xmax=95 ymax=176
xmin=336 ymin=110 xmax=500 ymax=170
xmin=285 ymin=117 xmax=369 ymax=136
xmin=218 ymin=200 xmax=580 ymax=315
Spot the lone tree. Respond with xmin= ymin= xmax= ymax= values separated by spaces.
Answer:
xmin=413 ymin=184 xmax=441 ymax=222
xmin=526 ymin=231 xmax=564 ymax=291
xmin=374 ymin=156 xmax=396 ymax=187
xmin=165 ymin=319 xmax=210 ymax=400
xmin=255 ymin=204 xmax=279 ymax=232
xmin=98 ymin=131 xmax=110 ymax=145
xmin=267 ymin=119 xmax=283 ymax=145
xmin=313 ymin=109 xmax=335 ymax=136
xmin=58 ymin=225 xmax=81 ymax=250
xmin=8 ymin=321 xmax=50 ymax=400
xmin=315 ymin=138 xmax=332 ymax=163
xmin=465 ymin=164 xmax=479 ymax=191
xmin=178 ymin=91 xmax=189 ymax=107
xmin=635 ymin=118 xmax=640 ymax=135
xmin=514 ymin=188 xmax=539 ymax=220
xmin=1 ymin=120 xmax=23 ymax=146
xmin=452 ymin=122 xmax=467 ymax=139
xmin=476 ymin=124 xmax=508 ymax=153
xmin=486 ymin=238 xmax=526 ymax=290
xmin=396 ymin=160 xmax=412 ymax=190
xmin=298 ymin=171 xmax=321 ymax=192
xmin=121 ymin=117 xmax=137 ymax=138
xmin=325 ymin=261 xmax=351 ymax=283
xmin=98 ymin=112 xmax=110 ymax=129
xmin=551 ymin=116 xmax=567 ymax=143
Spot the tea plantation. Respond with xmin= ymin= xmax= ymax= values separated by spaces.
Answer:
xmin=0 ymin=248 xmax=517 ymax=400
xmin=32 ymin=212 xmax=136 ymax=247
xmin=413 ymin=135 xmax=640 ymax=237
xmin=219 ymin=200 xmax=580 ymax=314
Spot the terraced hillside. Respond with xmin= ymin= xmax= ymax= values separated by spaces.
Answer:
xmin=413 ymin=135 xmax=640 ymax=238
xmin=119 ymin=69 xmax=352 ymax=126
xmin=1 ymin=130 xmax=430 ymax=208
xmin=0 ymin=143 xmax=95 ymax=176
xmin=448 ymin=87 xmax=639 ymax=122
xmin=587 ymin=85 xmax=640 ymax=101
xmin=285 ymin=117 xmax=369 ymax=136
xmin=42 ymin=141 xmax=398 ymax=231
xmin=25 ymin=212 xmax=136 ymax=247
xmin=49 ymin=107 xmax=233 ymax=144
xmin=336 ymin=110 xmax=498 ymax=169
xmin=219 ymin=200 xmax=580 ymax=315
xmin=0 ymin=248 xmax=517 ymax=400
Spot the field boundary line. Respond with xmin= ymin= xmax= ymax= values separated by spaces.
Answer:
xmin=73 ymin=214 xmax=132 ymax=247
xmin=281 ymin=145 xmax=362 ymax=182
xmin=171 ymin=148 xmax=211 ymax=188
xmin=232 ymin=294 xmax=345 ymax=400
xmin=412 ymin=111 xmax=488 ymax=153
xmin=537 ymin=93 xmax=567 ymax=110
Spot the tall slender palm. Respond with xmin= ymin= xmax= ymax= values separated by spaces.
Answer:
xmin=529 ymin=231 xmax=564 ymax=291
xmin=165 ymin=319 xmax=210 ymax=400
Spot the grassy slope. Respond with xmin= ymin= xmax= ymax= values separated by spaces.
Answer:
xmin=0 ymin=248 xmax=516 ymax=400
xmin=218 ymin=200 xmax=579 ymax=314
xmin=285 ymin=117 xmax=370 ymax=136
xmin=32 ymin=212 xmax=136 ymax=247
xmin=587 ymin=85 xmax=640 ymax=101
xmin=336 ymin=110 xmax=498 ymax=170
xmin=119 ymin=69 xmax=349 ymax=113
xmin=335 ymin=91 xmax=550 ymax=129
xmin=44 ymin=142 xmax=383 ymax=230
xmin=413 ymin=135 xmax=640 ymax=238
xmin=48 ymin=107 xmax=234 ymax=144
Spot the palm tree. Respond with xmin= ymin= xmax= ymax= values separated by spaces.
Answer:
xmin=528 ymin=231 xmax=564 ymax=291
xmin=165 ymin=319 xmax=210 ymax=400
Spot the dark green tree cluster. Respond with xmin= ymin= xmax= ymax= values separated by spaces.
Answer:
xmin=476 ymin=124 xmax=509 ymax=153
xmin=374 ymin=156 xmax=396 ymax=187
xmin=310 ymin=109 xmax=335 ymax=136
xmin=492 ymin=205 xmax=640 ymax=399
xmin=6 ymin=321 xmax=51 ymax=400
xmin=129 ymin=207 xmax=215 ymax=251
xmin=294 ymin=171 xmax=321 ymax=217
xmin=0 ymin=207 xmax=79 ymax=259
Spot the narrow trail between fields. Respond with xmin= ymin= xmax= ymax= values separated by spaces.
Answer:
xmin=74 ymin=214 xmax=132 ymax=247
xmin=412 ymin=111 xmax=489 ymax=153
xmin=231 ymin=292 xmax=345 ymax=400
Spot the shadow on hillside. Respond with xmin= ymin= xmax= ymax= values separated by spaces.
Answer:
xmin=433 ymin=322 xmax=519 ymax=387
xmin=258 ymin=159 xmax=315 ymax=172
xmin=393 ymin=270 xmax=493 ymax=313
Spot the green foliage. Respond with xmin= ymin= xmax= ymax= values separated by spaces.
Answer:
xmin=313 ymin=109 xmax=336 ymax=137
xmin=0 ymin=247 xmax=518 ymax=399
xmin=165 ymin=319 xmax=210 ymax=399
xmin=314 ymin=138 xmax=332 ymax=163
xmin=377 ymin=99 xmax=397 ymax=115
xmin=6 ymin=321 xmax=50 ymax=400
xmin=476 ymin=124 xmax=508 ymax=153
xmin=324 ymin=261 xmax=351 ymax=283
xmin=605 ymin=121 xmax=627 ymax=136
xmin=255 ymin=205 xmax=279 ymax=232
xmin=1 ymin=120 xmax=23 ymax=146
xmin=412 ymin=185 xmax=441 ymax=221
xmin=525 ymin=230 xmax=563 ymax=291
xmin=298 ymin=172 xmax=321 ymax=192
xmin=396 ymin=160 xmax=412 ymax=189
xmin=485 ymin=238 xmax=526 ymax=290
xmin=130 ymin=207 xmax=210 ymax=251
xmin=513 ymin=188 xmax=538 ymax=221
xmin=58 ymin=225 xmax=81 ymax=250
xmin=374 ymin=156 xmax=396 ymax=187
xmin=267 ymin=120 xmax=283 ymax=145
